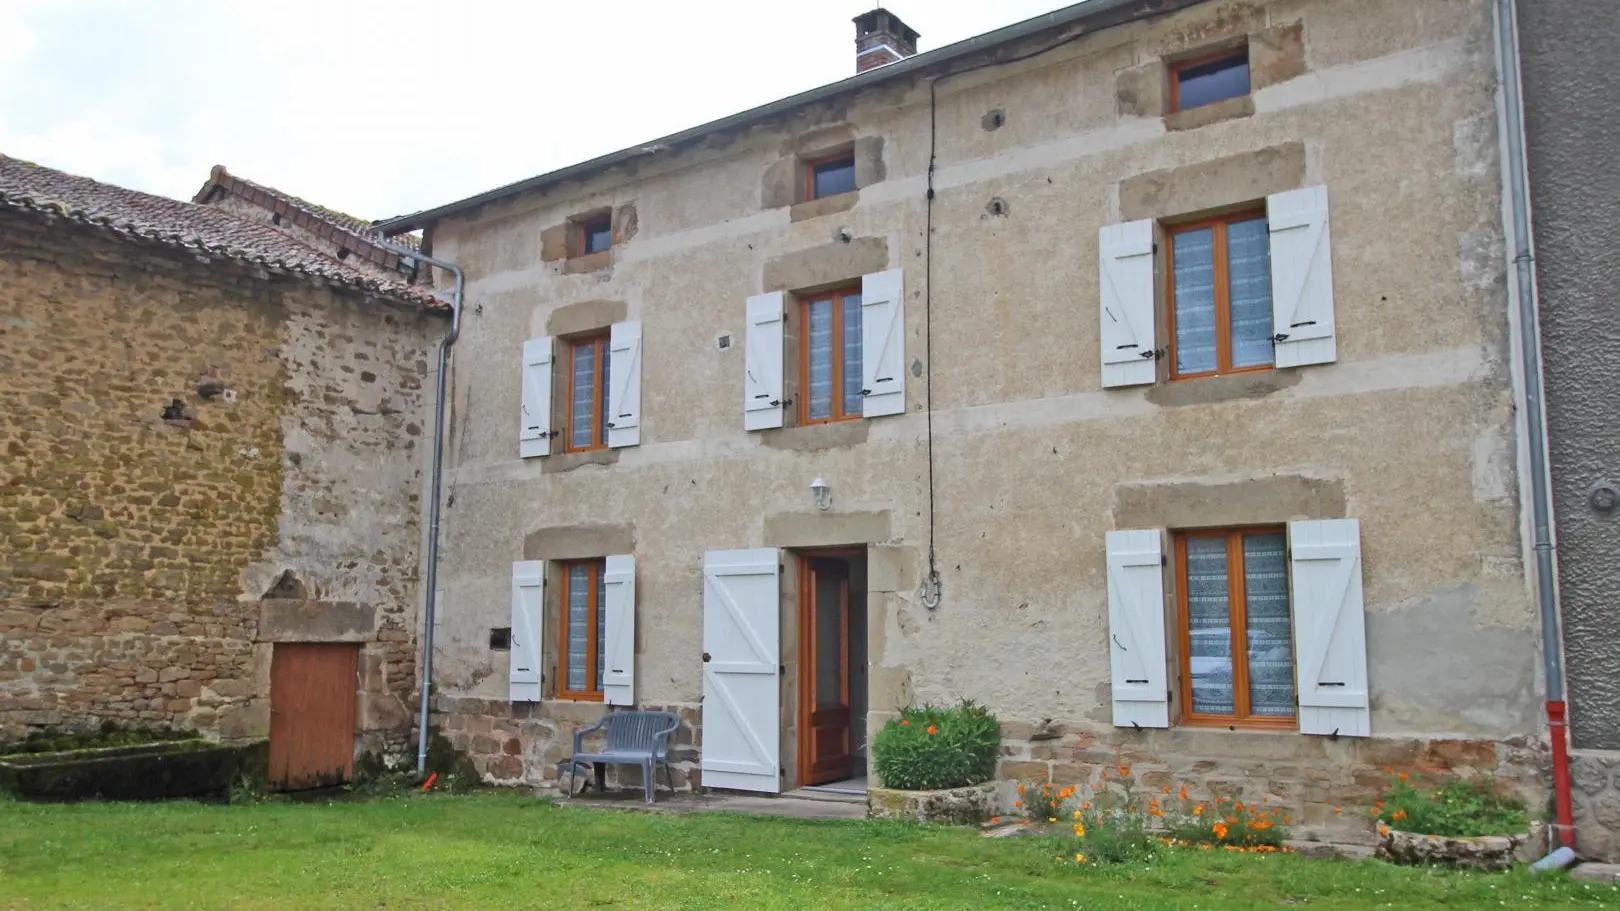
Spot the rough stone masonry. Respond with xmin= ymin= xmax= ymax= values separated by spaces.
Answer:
xmin=0 ymin=209 xmax=440 ymax=757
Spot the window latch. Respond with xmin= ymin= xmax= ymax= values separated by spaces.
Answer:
xmin=606 ymin=422 xmax=615 ymax=428
xmin=1271 ymin=333 xmax=1290 ymax=343
xmin=770 ymin=398 xmax=793 ymax=408
xmin=1139 ymin=348 xmax=1164 ymax=360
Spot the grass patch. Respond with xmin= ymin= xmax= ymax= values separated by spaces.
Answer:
xmin=0 ymin=791 xmax=1613 ymax=910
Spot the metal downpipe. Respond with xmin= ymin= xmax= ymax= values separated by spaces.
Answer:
xmin=1493 ymin=0 xmax=1575 ymax=854
xmin=369 ymin=237 xmax=463 ymax=776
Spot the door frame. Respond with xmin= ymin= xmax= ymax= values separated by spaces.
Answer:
xmin=794 ymin=547 xmax=864 ymax=787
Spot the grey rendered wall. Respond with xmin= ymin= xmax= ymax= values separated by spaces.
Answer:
xmin=1516 ymin=1 xmax=1620 ymax=751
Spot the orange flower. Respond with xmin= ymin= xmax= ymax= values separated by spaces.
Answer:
xmin=1179 ymin=786 xmax=1189 ymax=800
xmin=1118 ymin=766 xmax=1131 ymax=777
xmin=1384 ymin=766 xmax=1393 ymax=773
xmin=1014 ymin=801 xmax=1022 ymax=808
xmin=1193 ymin=804 xmax=1205 ymax=816
xmin=1212 ymin=822 xmax=1229 ymax=840
xmin=1378 ymin=824 xmax=1391 ymax=837
xmin=1081 ymin=802 xmax=1090 ymax=811
xmin=1234 ymin=802 xmax=1243 ymax=812
xmin=990 ymin=817 xmax=1000 ymax=823
xmin=901 ymin=720 xmax=910 ymax=727
xmin=926 ymin=725 xmax=938 ymax=736
xmin=1162 ymin=786 xmax=1172 ymax=794
xmin=1398 ymin=772 xmax=1409 ymax=782
xmin=1018 ymin=784 xmax=1026 ymax=794
xmin=1334 ymin=807 xmax=1343 ymax=815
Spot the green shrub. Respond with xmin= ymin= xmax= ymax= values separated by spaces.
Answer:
xmin=1379 ymin=775 xmax=1527 ymax=837
xmin=871 ymin=700 xmax=999 ymax=791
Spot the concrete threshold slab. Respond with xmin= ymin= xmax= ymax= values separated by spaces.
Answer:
xmin=557 ymin=790 xmax=869 ymax=821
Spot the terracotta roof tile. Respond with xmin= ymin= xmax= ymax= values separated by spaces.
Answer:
xmin=0 ymin=155 xmax=445 ymax=311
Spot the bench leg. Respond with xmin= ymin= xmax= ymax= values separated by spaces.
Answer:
xmin=643 ymin=759 xmax=655 ymax=804
xmin=594 ymin=762 xmax=607 ymax=794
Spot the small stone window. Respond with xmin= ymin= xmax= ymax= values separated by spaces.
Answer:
xmin=578 ymin=215 xmax=612 ymax=255
xmin=1170 ymin=47 xmax=1250 ymax=113
xmin=805 ymin=153 xmax=857 ymax=201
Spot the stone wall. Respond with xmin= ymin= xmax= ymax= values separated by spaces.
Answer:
xmin=434 ymin=696 xmax=702 ymax=792
xmin=995 ymin=715 xmax=1547 ymax=843
xmin=0 ymin=210 xmax=438 ymax=756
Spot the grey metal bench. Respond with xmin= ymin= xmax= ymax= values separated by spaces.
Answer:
xmin=563 ymin=710 xmax=680 ymax=804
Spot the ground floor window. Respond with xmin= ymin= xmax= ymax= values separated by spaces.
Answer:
xmin=1176 ymin=527 xmax=1295 ymax=727
xmin=560 ymin=559 xmax=606 ymax=699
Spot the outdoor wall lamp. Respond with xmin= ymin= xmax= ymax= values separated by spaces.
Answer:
xmin=810 ymin=477 xmax=832 ymax=511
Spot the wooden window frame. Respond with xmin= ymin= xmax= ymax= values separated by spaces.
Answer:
xmin=1168 ymin=46 xmax=1250 ymax=114
xmin=797 ymin=286 xmax=863 ymax=426
xmin=803 ymin=152 xmax=857 ymax=202
xmin=577 ymin=216 xmax=612 ymax=256
xmin=558 ymin=558 xmax=605 ymax=701
xmin=565 ymin=333 xmax=610 ymax=453
xmin=1174 ymin=526 xmax=1295 ymax=730
xmin=1165 ymin=208 xmax=1273 ymax=380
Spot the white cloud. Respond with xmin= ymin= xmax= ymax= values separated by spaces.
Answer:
xmin=1 ymin=0 xmax=1073 ymax=219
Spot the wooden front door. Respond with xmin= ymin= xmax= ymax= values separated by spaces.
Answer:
xmin=800 ymin=558 xmax=851 ymax=786
xmin=268 ymin=643 xmax=359 ymax=790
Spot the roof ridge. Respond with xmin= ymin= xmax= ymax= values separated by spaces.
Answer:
xmin=194 ymin=164 xmax=420 ymax=251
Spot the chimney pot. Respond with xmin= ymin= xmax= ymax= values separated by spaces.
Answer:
xmin=853 ymin=7 xmax=920 ymax=74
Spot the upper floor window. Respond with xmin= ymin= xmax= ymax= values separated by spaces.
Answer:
xmin=800 ymin=287 xmax=863 ymax=424
xmin=806 ymin=154 xmax=857 ymax=200
xmin=567 ymin=334 xmax=611 ymax=452
xmin=1176 ymin=527 xmax=1295 ymax=728
xmin=1168 ymin=210 xmax=1273 ymax=379
xmin=579 ymin=216 xmax=612 ymax=255
xmin=1171 ymin=47 xmax=1250 ymax=112
xmin=560 ymin=559 xmax=606 ymax=700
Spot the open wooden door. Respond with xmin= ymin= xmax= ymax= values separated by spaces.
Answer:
xmin=268 ymin=643 xmax=358 ymax=790
xmin=800 ymin=558 xmax=852 ymax=786
xmin=700 ymin=548 xmax=781 ymax=793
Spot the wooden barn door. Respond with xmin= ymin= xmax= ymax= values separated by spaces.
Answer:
xmin=268 ymin=643 xmax=359 ymax=790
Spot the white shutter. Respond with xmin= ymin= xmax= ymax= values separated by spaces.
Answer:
xmin=607 ymin=321 xmax=642 ymax=449
xmin=1288 ymin=518 xmax=1370 ymax=736
xmin=601 ymin=554 xmax=636 ymax=706
xmin=520 ymin=337 xmax=553 ymax=459
xmin=701 ymin=548 xmax=781 ymax=793
xmin=510 ymin=561 xmax=544 ymax=702
xmin=1267 ymin=186 xmax=1337 ymax=368
xmin=860 ymin=268 xmax=905 ymax=418
xmin=744 ymin=292 xmax=785 ymax=431
xmin=1105 ymin=529 xmax=1169 ymax=728
xmin=1099 ymin=219 xmax=1158 ymax=389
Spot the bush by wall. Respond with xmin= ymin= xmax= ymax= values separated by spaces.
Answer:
xmin=872 ymin=701 xmax=999 ymax=791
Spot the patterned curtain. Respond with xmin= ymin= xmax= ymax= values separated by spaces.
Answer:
xmin=1226 ymin=218 xmax=1275 ymax=369
xmin=1173 ymin=227 xmax=1218 ymax=375
xmin=807 ymin=299 xmax=834 ymax=420
xmin=567 ymin=564 xmax=591 ymax=691
xmin=1243 ymin=532 xmax=1294 ymax=716
xmin=570 ymin=343 xmax=596 ymax=449
xmin=598 ymin=341 xmax=611 ymax=442
xmin=1185 ymin=536 xmax=1234 ymax=715
xmin=841 ymin=293 xmax=863 ymax=418
xmin=594 ymin=563 xmax=606 ymax=690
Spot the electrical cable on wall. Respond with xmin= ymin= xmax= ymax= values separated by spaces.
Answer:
xmin=918 ymin=27 xmax=1092 ymax=612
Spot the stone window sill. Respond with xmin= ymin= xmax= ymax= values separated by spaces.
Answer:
xmin=1164 ymin=94 xmax=1255 ymax=132
xmin=790 ymin=190 xmax=860 ymax=223
xmin=564 ymin=250 xmax=612 ymax=274
xmin=760 ymin=419 xmax=870 ymax=452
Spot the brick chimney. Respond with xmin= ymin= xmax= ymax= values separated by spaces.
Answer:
xmin=854 ymin=8 xmax=920 ymax=74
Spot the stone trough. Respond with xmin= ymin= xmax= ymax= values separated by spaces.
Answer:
xmin=867 ymin=781 xmax=997 ymax=825
xmin=1374 ymin=820 xmax=1547 ymax=871
xmin=0 ymin=739 xmax=241 ymax=802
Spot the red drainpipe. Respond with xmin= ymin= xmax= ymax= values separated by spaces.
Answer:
xmin=1548 ymin=701 xmax=1575 ymax=849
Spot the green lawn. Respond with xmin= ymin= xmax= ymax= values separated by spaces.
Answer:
xmin=0 ymin=792 xmax=1614 ymax=910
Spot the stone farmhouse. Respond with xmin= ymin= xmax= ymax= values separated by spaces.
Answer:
xmin=371 ymin=0 xmax=1562 ymax=847
xmin=4 ymin=0 xmax=1612 ymax=859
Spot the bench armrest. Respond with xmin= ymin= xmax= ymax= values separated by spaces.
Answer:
xmin=651 ymin=717 xmax=680 ymax=758
xmin=573 ymin=717 xmax=610 ymax=756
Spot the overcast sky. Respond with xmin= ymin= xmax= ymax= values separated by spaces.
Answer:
xmin=0 ymin=0 xmax=1073 ymax=222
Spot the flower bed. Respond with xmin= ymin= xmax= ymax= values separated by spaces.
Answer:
xmin=0 ymin=739 xmax=242 ymax=802
xmin=1367 ymin=772 xmax=1539 ymax=871
xmin=868 ymin=700 xmax=999 ymax=824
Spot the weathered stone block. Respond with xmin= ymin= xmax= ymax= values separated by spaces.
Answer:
xmin=867 ymin=782 xmax=996 ymax=825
